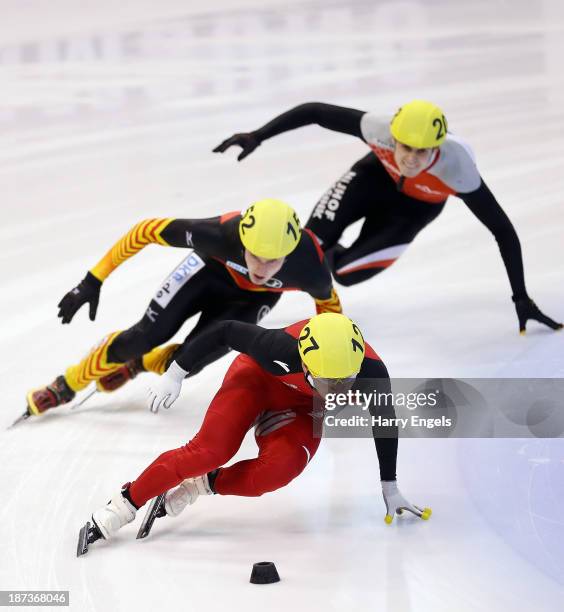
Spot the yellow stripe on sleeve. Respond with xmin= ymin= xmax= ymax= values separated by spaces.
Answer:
xmin=90 ymin=218 xmax=174 ymax=281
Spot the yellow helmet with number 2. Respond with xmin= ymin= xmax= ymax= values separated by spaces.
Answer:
xmin=390 ymin=99 xmax=448 ymax=149
xmin=298 ymin=313 xmax=365 ymax=379
xmin=239 ymin=198 xmax=301 ymax=260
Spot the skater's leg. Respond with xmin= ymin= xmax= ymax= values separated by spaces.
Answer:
xmin=105 ymin=256 xmax=214 ymax=365
xmin=95 ymin=343 xmax=180 ymax=392
xmin=61 ymin=306 xmax=184 ymax=395
xmin=128 ymin=358 xmax=269 ymax=507
xmin=329 ymin=220 xmax=416 ymax=287
xmin=101 ymin=270 xmax=280 ymax=386
xmin=331 ymin=199 xmax=445 ymax=287
xmin=214 ymin=411 xmax=321 ymax=496
xmin=27 ymin=257 xmax=212 ymax=413
xmin=305 ymin=153 xmax=378 ymax=250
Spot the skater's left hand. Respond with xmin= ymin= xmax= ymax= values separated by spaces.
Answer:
xmin=512 ymin=295 xmax=563 ymax=334
xmin=146 ymin=361 xmax=188 ymax=413
xmin=381 ymin=480 xmax=431 ymax=524
xmin=213 ymin=132 xmax=261 ymax=161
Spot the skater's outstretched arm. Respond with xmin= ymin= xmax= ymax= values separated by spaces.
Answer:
xmin=175 ymin=320 xmax=289 ymax=375
xmin=90 ymin=216 xmax=224 ymax=282
xmin=57 ymin=216 xmax=224 ymax=324
xmin=354 ymin=359 xmax=431 ymax=523
xmin=460 ymin=181 xmax=562 ymax=333
xmin=355 ymin=358 xmax=398 ymax=482
xmin=213 ymin=102 xmax=366 ymax=161
xmin=146 ymin=321 xmax=294 ymax=412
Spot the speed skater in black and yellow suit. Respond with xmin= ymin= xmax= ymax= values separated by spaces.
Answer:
xmin=214 ymin=100 xmax=562 ymax=335
xmin=24 ymin=199 xmax=343 ymax=418
xmin=77 ymin=313 xmax=431 ymax=555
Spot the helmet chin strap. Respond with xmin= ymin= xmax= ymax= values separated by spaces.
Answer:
xmin=303 ymin=365 xmax=358 ymax=398
xmin=302 ymin=366 xmax=316 ymax=390
xmin=303 ymin=367 xmax=329 ymax=397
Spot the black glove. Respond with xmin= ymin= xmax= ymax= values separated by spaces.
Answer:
xmin=512 ymin=295 xmax=563 ymax=334
xmin=212 ymin=132 xmax=261 ymax=161
xmin=57 ymin=272 xmax=102 ymax=324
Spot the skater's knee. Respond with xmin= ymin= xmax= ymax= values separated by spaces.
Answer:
xmin=333 ymin=271 xmax=359 ymax=287
xmin=252 ymin=451 xmax=309 ymax=495
xmin=333 ymin=265 xmax=386 ymax=287
xmin=108 ymin=324 xmax=156 ymax=363
xmin=252 ymin=468 xmax=302 ymax=496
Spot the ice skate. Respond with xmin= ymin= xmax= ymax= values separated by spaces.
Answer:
xmin=165 ymin=474 xmax=214 ymax=517
xmin=92 ymin=492 xmax=137 ymax=540
xmin=77 ymin=492 xmax=137 ymax=556
xmin=136 ymin=474 xmax=214 ymax=540
xmin=96 ymin=358 xmax=145 ymax=392
xmin=25 ymin=375 xmax=75 ymax=416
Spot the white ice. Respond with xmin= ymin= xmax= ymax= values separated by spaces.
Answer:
xmin=1 ymin=1 xmax=563 ymax=610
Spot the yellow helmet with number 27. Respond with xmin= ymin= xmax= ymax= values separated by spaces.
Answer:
xmin=298 ymin=313 xmax=365 ymax=379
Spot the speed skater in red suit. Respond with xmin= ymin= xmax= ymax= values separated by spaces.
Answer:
xmin=78 ymin=313 xmax=430 ymax=554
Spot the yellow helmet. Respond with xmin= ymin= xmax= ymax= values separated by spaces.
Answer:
xmin=298 ymin=313 xmax=365 ymax=379
xmin=239 ymin=198 xmax=301 ymax=259
xmin=390 ymin=99 xmax=448 ymax=149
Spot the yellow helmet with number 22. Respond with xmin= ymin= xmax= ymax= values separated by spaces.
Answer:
xmin=239 ymin=198 xmax=301 ymax=260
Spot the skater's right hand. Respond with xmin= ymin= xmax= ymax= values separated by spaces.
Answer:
xmin=512 ymin=295 xmax=563 ymax=334
xmin=57 ymin=272 xmax=102 ymax=324
xmin=147 ymin=361 xmax=188 ymax=413
xmin=212 ymin=132 xmax=261 ymax=161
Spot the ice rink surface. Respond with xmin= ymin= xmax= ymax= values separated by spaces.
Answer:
xmin=1 ymin=0 xmax=563 ymax=610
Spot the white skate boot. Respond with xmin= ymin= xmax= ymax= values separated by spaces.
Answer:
xmin=92 ymin=492 xmax=137 ymax=539
xmin=165 ymin=474 xmax=213 ymax=517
